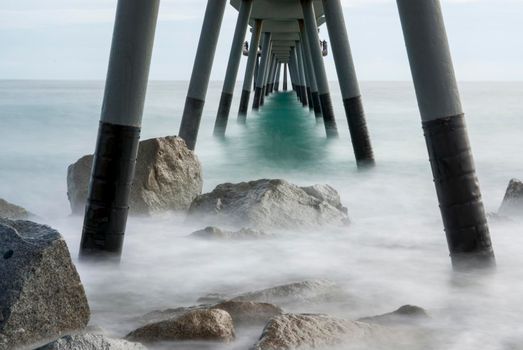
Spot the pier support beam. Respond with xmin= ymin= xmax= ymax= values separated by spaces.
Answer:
xmin=323 ymin=0 xmax=374 ymax=165
xmin=179 ymin=0 xmax=227 ymax=150
xmin=296 ymin=41 xmax=310 ymax=108
xmin=291 ymin=48 xmax=303 ymax=102
xmin=300 ymin=22 xmax=321 ymax=116
xmin=397 ymin=0 xmax=495 ymax=268
xmin=253 ymin=33 xmax=271 ymax=110
xmin=80 ymin=0 xmax=159 ymax=259
xmin=274 ymin=63 xmax=281 ymax=91
xmin=301 ymin=0 xmax=338 ymax=136
xmin=283 ymin=63 xmax=288 ymax=91
xmin=213 ymin=0 xmax=253 ymax=136
xmin=238 ymin=19 xmax=263 ymax=120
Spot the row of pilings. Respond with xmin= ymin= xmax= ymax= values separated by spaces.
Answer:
xmin=78 ymin=0 xmax=495 ymax=270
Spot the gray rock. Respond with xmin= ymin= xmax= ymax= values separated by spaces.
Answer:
xmin=499 ymin=179 xmax=523 ymax=217
xmin=251 ymin=314 xmax=394 ymax=350
xmin=37 ymin=333 xmax=147 ymax=350
xmin=138 ymin=305 xmax=208 ymax=325
xmin=0 ymin=199 xmax=31 ymax=220
xmin=0 ymin=219 xmax=90 ymax=350
xmin=358 ymin=305 xmax=429 ymax=326
xmin=67 ymin=136 xmax=202 ymax=215
xmin=190 ymin=226 xmax=272 ymax=240
xmin=212 ymin=301 xmax=283 ymax=327
xmin=232 ymin=280 xmax=345 ymax=307
xmin=126 ymin=309 xmax=235 ymax=343
xmin=188 ymin=179 xmax=349 ymax=229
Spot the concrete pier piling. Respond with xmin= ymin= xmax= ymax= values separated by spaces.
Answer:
xmin=301 ymin=0 xmax=338 ymax=137
xmin=213 ymin=0 xmax=253 ymax=136
xmin=238 ymin=19 xmax=263 ymax=120
xmin=274 ymin=64 xmax=281 ymax=91
xmin=80 ymin=0 xmax=159 ymax=258
xmin=179 ymin=0 xmax=227 ymax=150
xmin=253 ymin=32 xmax=271 ymax=109
xmin=397 ymin=0 xmax=495 ymax=268
xmin=283 ymin=63 xmax=288 ymax=91
xmin=299 ymin=21 xmax=321 ymax=116
xmin=323 ymin=0 xmax=374 ymax=166
xmin=296 ymin=41 xmax=309 ymax=107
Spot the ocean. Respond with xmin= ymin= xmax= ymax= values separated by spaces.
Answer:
xmin=1 ymin=80 xmax=522 ymax=349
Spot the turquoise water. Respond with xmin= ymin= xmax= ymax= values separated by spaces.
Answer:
xmin=1 ymin=80 xmax=523 ymax=349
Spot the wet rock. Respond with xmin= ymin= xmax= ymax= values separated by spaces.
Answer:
xmin=0 ymin=199 xmax=32 ymax=220
xmin=232 ymin=280 xmax=345 ymax=307
xmin=358 ymin=305 xmax=429 ymax=326
xmin=251 ymin=314 xmax=393 ymax=350
xmin=67 ymin=136 xmax=202 ymax=215
xmin=126 ymin=309 xmax=235 ymax=343
xmin=212 ymin=301 xmax=283 ymax=327
xmin=188 ymin=179 xmax=349 ymax=229
xmin=0 ymin=219 xmax=90 ymax=349
xmin=138 ymin=305 xmax=207 ymax=325
xmin=499 ymin=179 xmax=523 ymax=217
xmin=190 ymin=226 xmax=272 ymax=240
xmin=37 ymin=333 xmax=147 ymax=350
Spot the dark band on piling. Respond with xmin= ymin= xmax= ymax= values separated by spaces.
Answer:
xmin=319 ymin=93 xmax=338 ymax=137
xmin=343 ymin=96 xmax=375 ymax=166
xmin=179 ymin=96 xmax=205 ymax=150
xmin=252 ymin=87 xmax=263 ymax=109
xmin=80 ymin=121 xmax=140 ymax=257
xmin=238 ymin=89 xmax=250 ymax=117
xmin=307 ymin=87 xmax=313 ymax=111
xmin=301 ymin=86 xmax=308 ymax=106
xmin=312 ymin=91 xmax=322 ymax=117
xmin=213 ymin=92 xmax=233 ymax=136
xmin=422 ymin=115 xmax=495 ymax=267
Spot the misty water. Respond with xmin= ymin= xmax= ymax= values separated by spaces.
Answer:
xmin=1 ymin=80 xmax=523 ymax=349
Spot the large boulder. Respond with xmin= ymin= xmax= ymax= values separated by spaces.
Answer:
xmin=126 ymin=309 xmax=235 ymax=343
xmin=0 ymin=199 xmax=31 ymax=220
xmin=0 ymin=219 xmax=90 ymax=349
xmin=188 ymin=179 xmax=349 ymax=229
xmin=499 ymin=179 xmax=523 ymax=217
xmin=251 ymin=314 xmax=394 ymax=350
xmin=37 ymin=333 xmax=147 ymax=350
xmin=190 ymin=226 xmax=272 ymax=240
xmin=67 ymin=136 xmax=202 ymax=215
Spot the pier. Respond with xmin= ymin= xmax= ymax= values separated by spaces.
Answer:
xmin=80 ymin=0 xmax=495 ymax=269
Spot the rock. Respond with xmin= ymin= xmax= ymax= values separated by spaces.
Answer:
xmin=251 ymin=314 xmax=394 ymax=350
xmin=212 ymin=301 xmax=283 ymax=327
xmin=37 ymin=333 xmax=147 ymax=350
xmin=126 ymin=309 xmax=235 ymax=343
xmin=499 ymin=179 xmax=523 ymax=217
xmin=0 ymin=219 xmax=90 ymax=349
xmin=190 ymin=226 xmax=272 ymax=240
xmin=0 ymin=199 xmax=31 ymax=220
xmin=232 ymin=280 xmax=345 ymax=307
xmin=188 ymin=179 xmax=349 ymax=229
xmin=138 ymin=305 xmax=207 ymax=325
xmin=358 ymin=305 xmax=429 ymax=326
xmin=67 ymin=136 xmax=202 ymax=215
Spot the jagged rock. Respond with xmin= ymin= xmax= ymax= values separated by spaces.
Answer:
xmin=67 ymin=136 xmax=202 ymax=215
xmin=232 ymin=280 xmax=345 ymax=307
xmin=251 ymin=314 xmax=394 ymax=350
xmin=0 ymin=199 xmax=31 ymax=220
xmin=188 ymin=179 xmax=349 ymax=229
xmin=37 ymin=333 xmax=147 ymax=350
xmin=126 ymin=309 xmax=235 ymax=343
xmin=190 ymin=226 xmax=271 ymax=240
xmin=212 ymin=301 xmax=283 ymax=327
xmin=0 ymin=219 xmax=90 ymax=350
xmin=499 ymin=179 xmax=523 ymax=217
xmin=358 ymin=305 xmax=429 ymax=326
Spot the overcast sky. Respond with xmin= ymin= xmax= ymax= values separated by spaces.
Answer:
xmin=1 ymin=0 xmax=522 ymax=81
